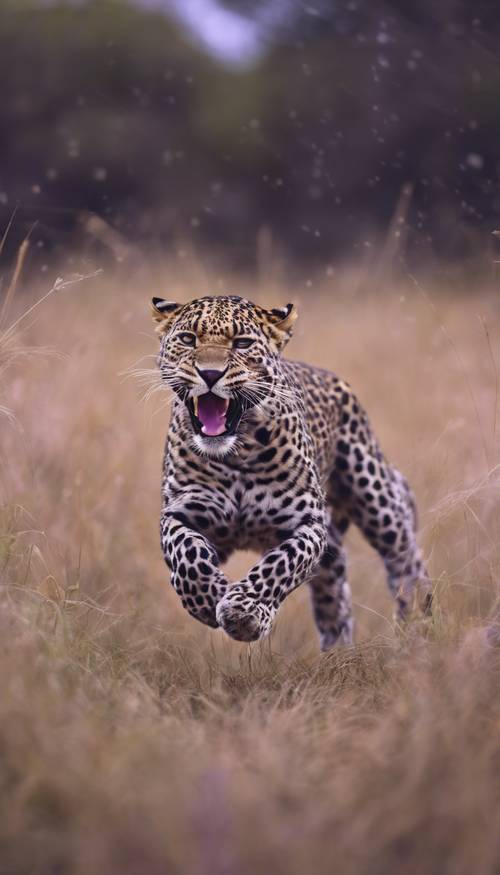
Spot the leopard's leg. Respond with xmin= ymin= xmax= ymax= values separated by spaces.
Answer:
xmin=161 ymin=508 xmax=229 ymax=628
xmin=308 ymin=517 xmax=354 ymax=651
xmin=382 ymin=469 xmax=433 ymax=619
xmin=331 ymin=440 xmax=431 ymax=622
xmin=216 ymin=513 xmax=328 ymax=643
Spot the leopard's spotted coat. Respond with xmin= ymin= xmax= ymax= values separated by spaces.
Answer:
xmin=152 ymin=294 xmax=431 ymax=648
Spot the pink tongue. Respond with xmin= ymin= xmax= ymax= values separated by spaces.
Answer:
xmin=197 ymin=394 xmax=229 ymax=436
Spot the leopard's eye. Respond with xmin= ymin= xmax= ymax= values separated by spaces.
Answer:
xmin=178 ymin=332 xmax=196 ymax=347
xmin=233 ymin=337 xmax=255 ymax=350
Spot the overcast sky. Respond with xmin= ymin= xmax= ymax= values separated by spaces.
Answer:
xmin=134 ymin=0 xmax=264 ymax=65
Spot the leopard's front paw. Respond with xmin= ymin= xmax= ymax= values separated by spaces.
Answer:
xmin=216 ymin=589 xmax=275 ymax=643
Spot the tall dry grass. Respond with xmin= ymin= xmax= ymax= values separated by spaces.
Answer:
xmin=0 ymin=258 xmax=499 ymax=875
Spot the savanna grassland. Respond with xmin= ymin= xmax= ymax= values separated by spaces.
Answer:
xmin=1 ymin=258 xmax=499 ymax=875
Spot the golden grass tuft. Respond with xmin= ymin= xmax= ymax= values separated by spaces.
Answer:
xmin=0 ymin=260 xmax=499 ymax=874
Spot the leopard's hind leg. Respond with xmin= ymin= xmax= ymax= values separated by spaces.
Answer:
xmin=383 ymin=468 xmax=433 ymax=619
xmin=330 ymin=436 xmax=432 ymax=623
xmin=308 ymin=513 xmax=354 ymax=651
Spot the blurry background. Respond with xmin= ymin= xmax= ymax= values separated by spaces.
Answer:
xmin=2 ymin=0 xmax=500 ymax=274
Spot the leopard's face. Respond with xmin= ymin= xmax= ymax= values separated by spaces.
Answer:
xmin=152 ymin=295 xmax=296 ymax=457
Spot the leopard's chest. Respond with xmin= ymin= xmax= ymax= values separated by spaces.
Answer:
xmin=208 ymin=480 xmax=306 ymax=557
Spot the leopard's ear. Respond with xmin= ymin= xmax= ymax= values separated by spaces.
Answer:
xmin=262 ymin=303 xmax=297 ymax=351
xmin=151 ymin=298 xmax=182 ymax=334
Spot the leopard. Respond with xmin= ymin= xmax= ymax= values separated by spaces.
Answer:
xmin=152 ymin=293 xmax=432 ymax=650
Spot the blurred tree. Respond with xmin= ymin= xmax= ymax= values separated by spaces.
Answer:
xmin=0 ymin=0 xmax=499 ymax=271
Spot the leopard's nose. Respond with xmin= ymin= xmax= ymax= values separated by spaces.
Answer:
xmin=197 ymin=368 xmax=226 ymax=389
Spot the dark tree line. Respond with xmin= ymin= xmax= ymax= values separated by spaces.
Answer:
xmin=1 ymin=0 xmax=500 ymax=271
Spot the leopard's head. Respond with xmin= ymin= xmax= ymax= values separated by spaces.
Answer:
xmin=152 ymin=294 xmax=296 ymax=456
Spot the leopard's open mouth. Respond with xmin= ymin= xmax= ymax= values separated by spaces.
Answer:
xmin=187 ymin=393 xmax=243 ymax=438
